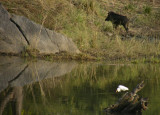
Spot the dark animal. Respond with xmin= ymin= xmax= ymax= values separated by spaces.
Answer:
xmin=105 ymin=11 xmax=129 ymax=32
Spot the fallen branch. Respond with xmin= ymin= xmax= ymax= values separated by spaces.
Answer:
xmin=104 ymin=81 xmax=148 ymax=114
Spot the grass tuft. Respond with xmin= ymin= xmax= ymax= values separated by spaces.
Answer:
xmin=143 ymin=5 xmax=152 ymax=14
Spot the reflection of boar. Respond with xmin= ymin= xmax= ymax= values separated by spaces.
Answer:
xmin=105 ymin=12 xmax=129 ymax=32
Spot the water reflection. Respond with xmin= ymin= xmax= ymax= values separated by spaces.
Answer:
xmin=0 ymin=56 xmax=160 ymax=115
xmin=0 ymin=56 xmax=77 ymax=115
xmin=0 ymin=56 xmax=77 ymax=91
xmin=0 ymin=86 xmax=23 ymax=115
xmin=107 ymin=112 xmax=142 ymax=115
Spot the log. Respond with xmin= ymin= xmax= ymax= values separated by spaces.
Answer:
xmin=104 ymin=81 xmax=148 ymax=114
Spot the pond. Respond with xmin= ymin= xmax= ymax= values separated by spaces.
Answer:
xmin=0 ymin=56 xmax=160 ymax=115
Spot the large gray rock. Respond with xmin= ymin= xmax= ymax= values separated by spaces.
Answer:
xmin=11 ymin=15 xmax=60 ymax=54
xmin=46 ymin=29 xmax=80 ymax=53
xmin=0 ymin=3 xmax=28 ymax=54
xmin=0 ymin=3 xmax=80 ymax=55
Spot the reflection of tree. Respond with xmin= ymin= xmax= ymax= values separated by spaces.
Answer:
xmin=0 ymin=86 xmax=23 ymax=115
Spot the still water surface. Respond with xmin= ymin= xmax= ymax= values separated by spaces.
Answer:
xmin=0 ymin=56 xmax=160 ymax=115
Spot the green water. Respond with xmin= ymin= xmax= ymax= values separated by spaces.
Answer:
xmin=0 ymin=61 xmax=160 ymax=115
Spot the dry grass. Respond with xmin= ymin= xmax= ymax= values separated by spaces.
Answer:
xmin=1 ymin=0 xmax=160 ymax=60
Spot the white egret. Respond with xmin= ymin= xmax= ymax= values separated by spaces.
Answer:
xmin=116 ymin=85 xmax=129 ymax=92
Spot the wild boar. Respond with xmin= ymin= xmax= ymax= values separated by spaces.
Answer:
xmin=105 ymin=11 xmax=129 ymax=32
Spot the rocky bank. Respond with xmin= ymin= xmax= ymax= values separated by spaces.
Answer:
xmin=0 ymin=3 xmax=80 ymax=56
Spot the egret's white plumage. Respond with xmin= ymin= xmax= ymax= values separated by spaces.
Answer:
xmin=116 ymin=85 xmax=129 ymax=92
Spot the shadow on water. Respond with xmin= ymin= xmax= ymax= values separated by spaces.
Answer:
xmin=0 ymin=56 xmax=160 ymax=115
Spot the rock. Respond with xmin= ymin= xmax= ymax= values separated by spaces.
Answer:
xmin=11 ymin=15 xmax=60 ymax=54
xmin=0 ymin=3 xmax=28 ymax=54
xmin=0 ymin=3 xmax=80 ymax=55
xmin=46 ymin=29 xmax=80 ymax=53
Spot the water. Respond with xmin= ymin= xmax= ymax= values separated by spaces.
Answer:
xmin=0 ymin=56 xmax=160 ymax=115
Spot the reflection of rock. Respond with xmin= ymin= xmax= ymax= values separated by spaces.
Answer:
xmin=0 ymin=86 xmax=23 ymax=115
xmin=0 ymin=3 xmax=80 ymax=55
xmin=0 ymin=56 xmax=77 ymax=92
xmin=0 ymin=56 xmax=27 ymax=92
xmin=10 ymin=60 xmax=77 ymax=87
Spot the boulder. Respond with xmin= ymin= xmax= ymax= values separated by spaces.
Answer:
xmin=11 ymin=15 xmax=59 ymax=54
xmin=0 ymin=3 xmax=28 ymax=54
xmin=0 ymin=3 xmax=80 ymax=55
xmin=46 ymin=29 xmax=80 ymax=53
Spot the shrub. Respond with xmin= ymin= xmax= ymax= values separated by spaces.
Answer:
xmin=143 ymin=5 xmax=152 ymax=14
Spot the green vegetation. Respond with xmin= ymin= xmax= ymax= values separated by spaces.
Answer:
xmin=1 ymin=0 xmax=160 ymax=60
xmin=143 ymin=5 xmax=152 ymax=14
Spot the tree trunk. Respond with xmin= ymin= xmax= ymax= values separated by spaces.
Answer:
xmin=104 ymin=81 xmax=148 ymax=114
